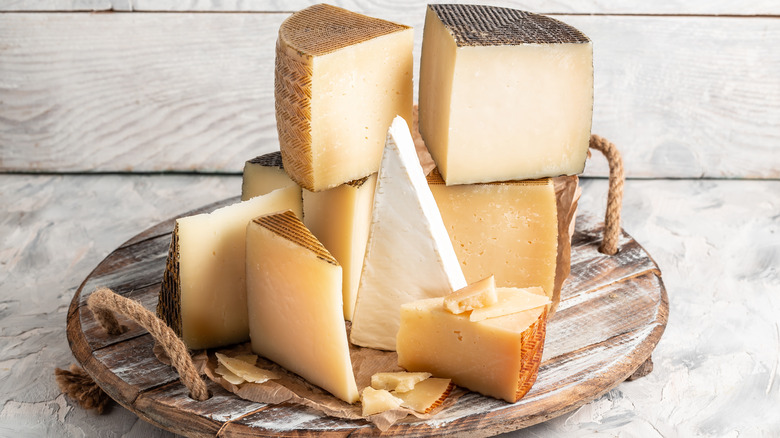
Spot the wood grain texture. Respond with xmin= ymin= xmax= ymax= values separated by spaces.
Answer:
xmin=2 ymin=0 xmax=779 ymax=15
xmin=65 ymin=199 xmax=667 ymax=437
xmin=1 ymin=13 xmax=778 ymax=178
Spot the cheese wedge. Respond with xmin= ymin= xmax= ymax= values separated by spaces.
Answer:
xmin=443 ymin=275 xmax=497 ymax=314
xmin=371 ymin=372 xmax=431 ymax=393
xmin=275 ymin=4 xmax=414 ymax=191
xmin=302 ymin=174 xmax=377 ymax=320
xmin=361 ymin=387 xmax=403 ymax=416
xmin=418 ymin=4 xmax=593 ymax=184
xmin=246 ymin=210 xmax=359 ymax=403
xmin=241 ymin=151 xmax=300 ymax=201
xmin=469 ymin=287 xmax=550 ymax=322
xmin=427 ymin=169 xmax=558 ymax=300
xmin=157 ymin=186 xmax=302 ymax=350
xmin=395 ymin=377 xmax=453 ymax=414
xmin=351 ymin=117 xmax=467 ymax=351
xmin=397 ymin=296 xmax=547 ymax=403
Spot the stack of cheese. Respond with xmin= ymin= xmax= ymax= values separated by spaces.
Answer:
xmin=156 ymin=2 xmax=593 ymax=409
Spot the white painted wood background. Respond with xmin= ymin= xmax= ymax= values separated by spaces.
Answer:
xmin=1 ymin=2 xmax=779 ymax=438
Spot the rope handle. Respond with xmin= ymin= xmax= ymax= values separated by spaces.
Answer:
xmin=87 ymin=287 xmax=210 ymax=401
xmin=588 ymin=134 xmax=625 ymax=255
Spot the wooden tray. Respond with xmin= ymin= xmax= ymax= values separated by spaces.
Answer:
xmin=66 ymin=197 xmax=668 ymax=437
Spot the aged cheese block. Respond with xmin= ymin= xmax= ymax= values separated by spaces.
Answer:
xmin=351 ymin=117 xmax=467 ymax=351
xmin=246 ymin=210 xmax=359 ymax=403
xmin=427 ymin=169 xmax=558 ymax=299
xmin=418 ymin=4 xmax=593 ymax=185
xmin=302 ymin=173 xmax=377 ymax=321
xmin=156 ymin=186 xmax=302 ymax=350
xmin=241 ymin=151 xmax=300 ymax=201
xmin=443 ymin=275 xmax=497 ymax=314
xmin=397 ymin=295 xmax=547 ymax=403
xmin=275 ymin=3 xmax=414 ymax=192
xmin=469 ymin=287 xmax=550 ymax=322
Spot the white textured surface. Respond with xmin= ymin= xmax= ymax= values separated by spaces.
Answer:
xmin=2 ymin=175 xmax=778 ymax=436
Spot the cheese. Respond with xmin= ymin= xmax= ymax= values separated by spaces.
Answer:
xmin=302 ymin=174 xmax=377 ymax=320
xmin=395 ymin=377 xmax=453 ymax=414
xmin=350 ymin=117 xmax=467 ymax=351
xmin=418 ymin=4 xmax=593 ymax=185
xmin=157 ymin=185 xmax=302 ymax=350
xmin=241 ymin=151 xmax=300 ymax=201
xmin=361 ymin=387 xmax=403 ymax=416
xmin=215 ymin=364 xmax=245 ymax=385
xmin=397 ymin=296 xmax=547 ymax=403
xmin=469 ymin=287 xmax=550 ymax=322
xmin=214 ymin=352 xmax=279 ymax=384
xmin=443 ymin=275 xmax=497 ymax=314
xmin=246 ymin=210 xmax=359 ymax=403
xmin=275 ymin=4 xmax=414 ymax=191
xmin=370 ymin=372 xmax=431 ymax=393
xmin=427 ymin=169 xmax=558 ymax=300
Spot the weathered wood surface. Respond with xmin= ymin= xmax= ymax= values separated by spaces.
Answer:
xmin=66 ymin=199 xmax=667 ymax=437
xmin=2 ymin=0 xmax=780 ymax=14
xmin=1 ymin=13 xmax=778 ymax=179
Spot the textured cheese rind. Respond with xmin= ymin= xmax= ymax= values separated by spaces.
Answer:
xmin=370 ymin=372 xmax=432 ymax=393
xmin=443 ymin=275 xmax=497 ymax=314
xmin=469 ymin=287 xmax=550 ymax=322
xmin=157 ymin=186 xmax=303 ymax=350
xmin=361 ymin=387 xmax=403 ymax=416
xmin=395 ymin=377 xmax=454 ymax=414
xmin=350 ymin=117 xmax=467 ymax=351
xmin=427 ymin=169 xmax=558 ymax=299
xmin=302 ymin=174 xmax=377 ymax=320
xmin=241 ymin=151 xmax=300 ymax=201
xmin=246 ymin=210 xmax=359 ymax=403
xmin=397 ymin=296 xmax=547 ymax=403
xmin=275 ymin=4 xmax=413 ymax=191
xmin=419 ymin=4 xmax=593 ymax=185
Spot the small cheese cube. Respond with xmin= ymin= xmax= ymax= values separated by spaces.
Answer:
xmin=418 ymin=4 xmax=593 ymax=184
xmin=443 ymin=275 xmax=497 ymax=314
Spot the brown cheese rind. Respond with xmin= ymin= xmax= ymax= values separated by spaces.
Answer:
xmin=253 ymin=210 xmax=338 ymax=266
xmin=514 ymin=307 xmax=547 ymax=402
xmin=429 ymin=4 xmax=590 ymax=47
xmin=157 ymin=222 xmax=182 ymax=338
xmin=246 ymin=151 xmax=284 ymax=169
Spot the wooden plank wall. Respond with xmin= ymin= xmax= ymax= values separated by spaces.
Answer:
xmin=0 ymin=2 xmax=778 ymax=178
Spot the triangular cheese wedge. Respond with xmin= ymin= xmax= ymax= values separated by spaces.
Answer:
xmin=351 ymin=116 xmax=467 ymax=351
xmin=469 ymin=287 xmax=550 ymax=322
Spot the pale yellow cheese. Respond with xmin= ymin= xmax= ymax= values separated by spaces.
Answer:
xmin=443 ymin=275 xmax=497 ymax=314
xmin=427 ymin=169 xmax=558 ymax=300
xmin=395 ymin=377 xmax=453 ymax=413
xmin=418 ymin=4 xmax=593 ymax=185
xmin=370 ymin=372 xmax=431 ymax=393
xmin=302 ymin=174 xmax=377 ymax=320
xmin=157 ymin=185 xmax=303 ymax=350
xmin=241 ymin=151 xmax=300 ymax=201
xmin=246 ymin=210 xmax=359 ymax=403
xmin=469 ymin=287 xmax=550 ymax=322
xmin=215 ymin=352 xmax=279 ymax=384
xmin=275 ymin=4 xmax=414 ymax=191
xmin=361 ymin=387 xmax=403 ymax=416
xmin=215 ymin=363 xmax=245 ymax=385
xmin=397 ymin=296 xmax=547 ymax=403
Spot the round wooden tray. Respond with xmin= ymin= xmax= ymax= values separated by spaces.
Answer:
xmin=66 ymin=197 xmax=668 ymax=437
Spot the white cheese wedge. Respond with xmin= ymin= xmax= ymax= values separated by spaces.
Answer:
xmin=427 ymin=169 xmax=558 ymax=300
xmin=443 ymin=275 xmax=497 ymax=314
xmin=350 ymin=117 xmax=467 ymax=351
xmin=275 ymin=4 xmax=414 ymax=191
xmin=418 ymin=4 xmax=593 ymax=184
xmin=397 ymin=296 xmax=547 ymax=403
xmin=246 ymin=210 xmax=359 ymax=403
xmin=302 ymin=174 xmax=377 ymax=321
xmin=469 ymin=287 xmax=551 ymax=322
xmin=157 ymin=185 xmax=302 ymax=350
xmin=361 ymin=387 xmax=403 ymax=416
xmin=241 ymin=151 xmax=300 ymax=201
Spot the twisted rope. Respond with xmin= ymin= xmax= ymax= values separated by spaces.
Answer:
xmin=589 ymin=134 xmax=625 ymax=255
xmin=87 ymin=287 xmax=210 ymax=401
